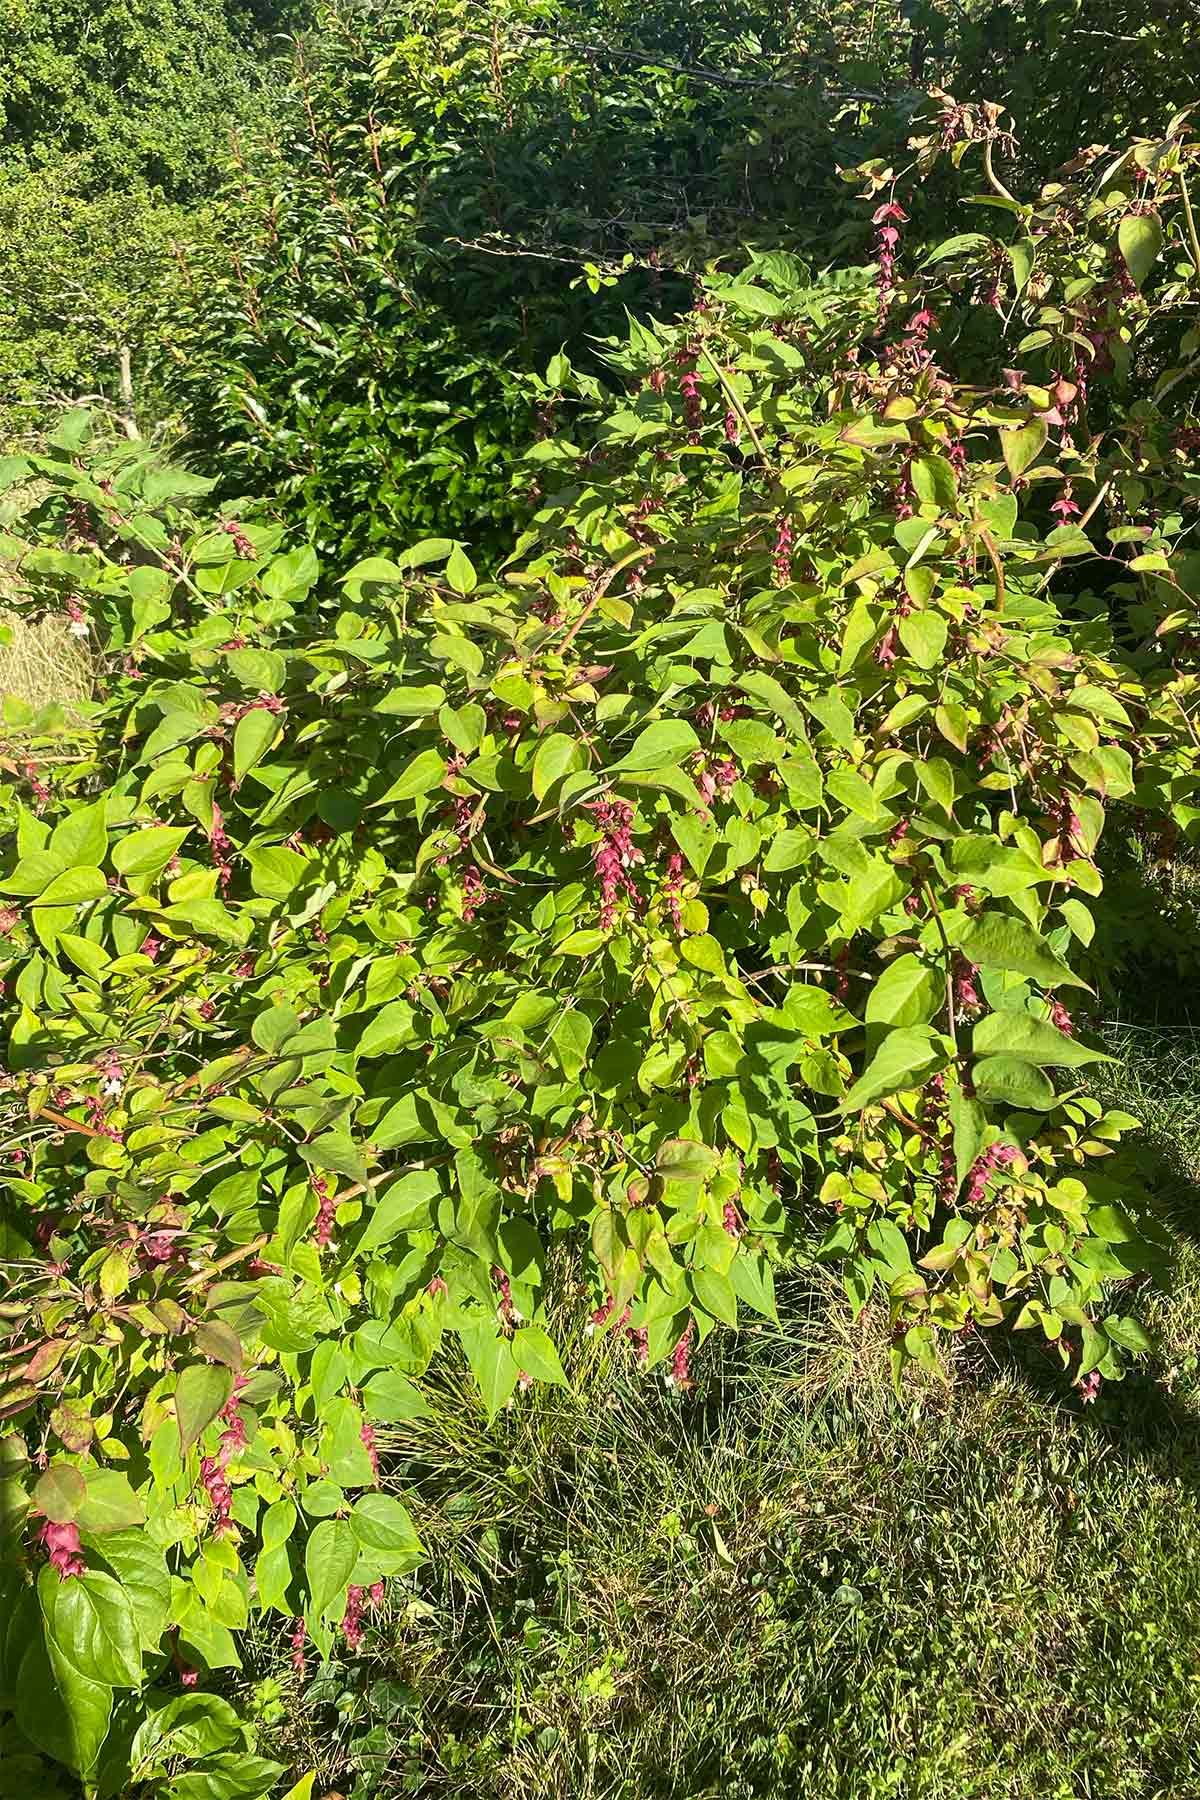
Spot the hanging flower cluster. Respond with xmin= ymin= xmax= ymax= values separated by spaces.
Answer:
xmin=589 ymin=797 xmax=642 ymax=927
xmin=39 ymin=1518 xmax=86 ymax=1580
xmin=872 ymin=200 xmax=907 ymax=327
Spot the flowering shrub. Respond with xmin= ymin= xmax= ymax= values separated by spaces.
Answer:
xmin=2 ymin=103 xmax=1200 ymax=1792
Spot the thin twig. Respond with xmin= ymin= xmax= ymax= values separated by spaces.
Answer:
xmin=558 ymin=550 xmax=649 ymax=654
xmin=983 ymin=138 xmax=1020 ymax=208
xmin=699 ymin=343 xmax=772 ymax=469
xmin=180 ymin=1234 xmax=270 ymax=1290
xmin=921 ymin=881 xmax=958 ymax=1056
xmin=1179 ymin=168 xmax=1200 ymax=281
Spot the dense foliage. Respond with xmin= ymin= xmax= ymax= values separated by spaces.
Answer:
xmin=0 ymin=0 xmax=304 ymax=442
xmin=4 ymin=95 xmax=1200 ymax=1793
xmin=159 ymin=0 xmax=923 ymax=556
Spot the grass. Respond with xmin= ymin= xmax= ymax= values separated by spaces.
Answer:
xmin=238 ymin=1006 xmax=1200 ymax=1800
xmin=0 ymin=609 xmax=93 ymax=714
xmin=0 ymin=474 xmax=94 ymax=715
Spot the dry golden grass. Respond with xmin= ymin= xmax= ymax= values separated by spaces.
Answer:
xmin=0 ymin=609 xmax=94 ymax=712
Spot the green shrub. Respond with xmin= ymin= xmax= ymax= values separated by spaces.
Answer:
xmin=2 ymin=104 xmax=1200 ymax=1795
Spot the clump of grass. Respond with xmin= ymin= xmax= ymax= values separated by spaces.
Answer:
xmin=0 ymin=609 xmax=93 ymax=712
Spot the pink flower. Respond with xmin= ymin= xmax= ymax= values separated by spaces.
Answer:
xmin=361 ymin=1418 xmax=379 ymax=1481
xmin=1080 ymin=1370 xmax=1101 ymax=1404
xmin=953 ymin=958 xmax=981 ymax=1012
xmin=199 ymin=1454 xmax=234 ymax=1535
xmin=312 ymin=1174 xmax=336 ymax=1252
xmin=772 ymin=516 xmax=794 ymax=587
xmin=1050 ymin=999 xmax=1073 ymax=1036
xmin=588 ymin=797 xmax=642 ymax=928
xmin=290 ymin=1616 xmax=307 ymax=1678
xmin=341 ymin=1585 xmax=366 ymax=1651
xmin=39 ymin=1518 xmax=86 ymax=1580
xmin=666 ymin=1320 xmax=694 ymax=1390
xmin=461 ymin=860 xmax=488 ymax=922
xmin=662 ymin=850 xmax=685 ymax=933
xmin=180 ymin=1666 xmax=199 ymax=1688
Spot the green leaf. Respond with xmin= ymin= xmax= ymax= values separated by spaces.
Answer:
xmin=34 ymin=1464 xmax=87 ymax=1524
xmin=948 ymin=1088 xmax=985 ymax=1192
xmin=1007 ymin=240 xmax=1036 ymax=294
xmin=550 ymin=1007 xmax=593 ymax=1078
xmin=446 ymin=544 xmax=478 ymax=594
xmin=961 ymin=914 xmax=1091 ymax=990
xmin=354 ymin=1170 xmax=440 ymax=1258
xmin=920 ymin=231 xmax=992 ymax=265
xmin=909 ymin=455 xmax=957 ymax=510
xmin=374 ymin=684 xmax=446 ymax=716
xmin=799 ymin=691 xmax=856 ymax=748
xmin=262 ymin=545 xmax=320 ymax=599
xmin=362 ymin=1369 xmax=432 ymax=1421
xmin=897 ymin=611 xmax=948 ymax=669
xmin=351 ymin=1493 xmax=425 ymax=1565
xmin=512 ymin=1325 xmax=568 ymax=1385
xmin=1103 ymin=1313 xmax=1154 ymax=1353
xmin=0 ymin=848 xmax=67 ymax=896
xmin=74 ymin=1468 xmax=144 ymax=1534
xmin=234 ymin=707 xmax=280 ymax=784
xmin=31 ymin=865 xmax=106 ymax=908
xmin=304 ymin=1517 xmax=358 ymax=1619
xmin=532 ymin=732 xmax=585 ymax=802
xmin=972 ymin=1055 xmax=1056 ymax=1110
xmin=729 ymin=1252 xmax=778 ymax=1322
xmin=357 ymin=999 xmax=418 ymax=1057
xmin=255 ymin=1543 xmax=294 ymax=1615
xmin=826 ymin=767 xmax=880 ymax=821
xmin=16 ymin=1629 xmax=112 ymax=1778
xmin=692 ymin=1266 xmax=738 ymax=1326
xmin=1000 ymin=420 xmax=1047 ymax=478
xmin=763 ymin=828 xmax=812 ymax=872
xmin=85 ymin=1530 xmax=170 ymax=1651
xmin=318 ymin=1397 xmax=376 ymax=1487
xmin=735 ymin=671 xmax=809 ymax=739
xmin=131 ymin=1691 xmax=245 ymax=1769
xmin=971 ymin=1011 xmax=1113 ymax=1068
xmin=111 ymin=826 xmax=191 ymax=879
xmin=864 ymin=954 xmax=940 ymax=1035
xmin=49 ymin=800 xmax=108 ymax=868
xmin=609 ymin=719 xmax=700 ymax=772
xmin=299 ymin=1131 xmax=368 ymax=1185
xmin=244 ymin=845 xmax=309 ymax=899
xmin=39 ymin=1565 xmax=142 ymax=1688
xmin=176 ymin=1363 xmax=234 ymax=1455
xmin=841 ymin=1028 xmax=945 ymax=1112
xmin=1118 ymin=212 xmax=1162 ymax=288
xmin=655 ymin=1139 xmax=718 ymax=1180
xmin=670 ymin=811 xmax=719 ymax=877
xmin=717 ymin=283 xmax=783 ymax=316
xmin=915 ymin=757 xmax=956 ymax=815
xmin=867 ymin=1218 xmax=913 ymax=1275
xmin=460 ymin=1324 xmax=519 ymax=1419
